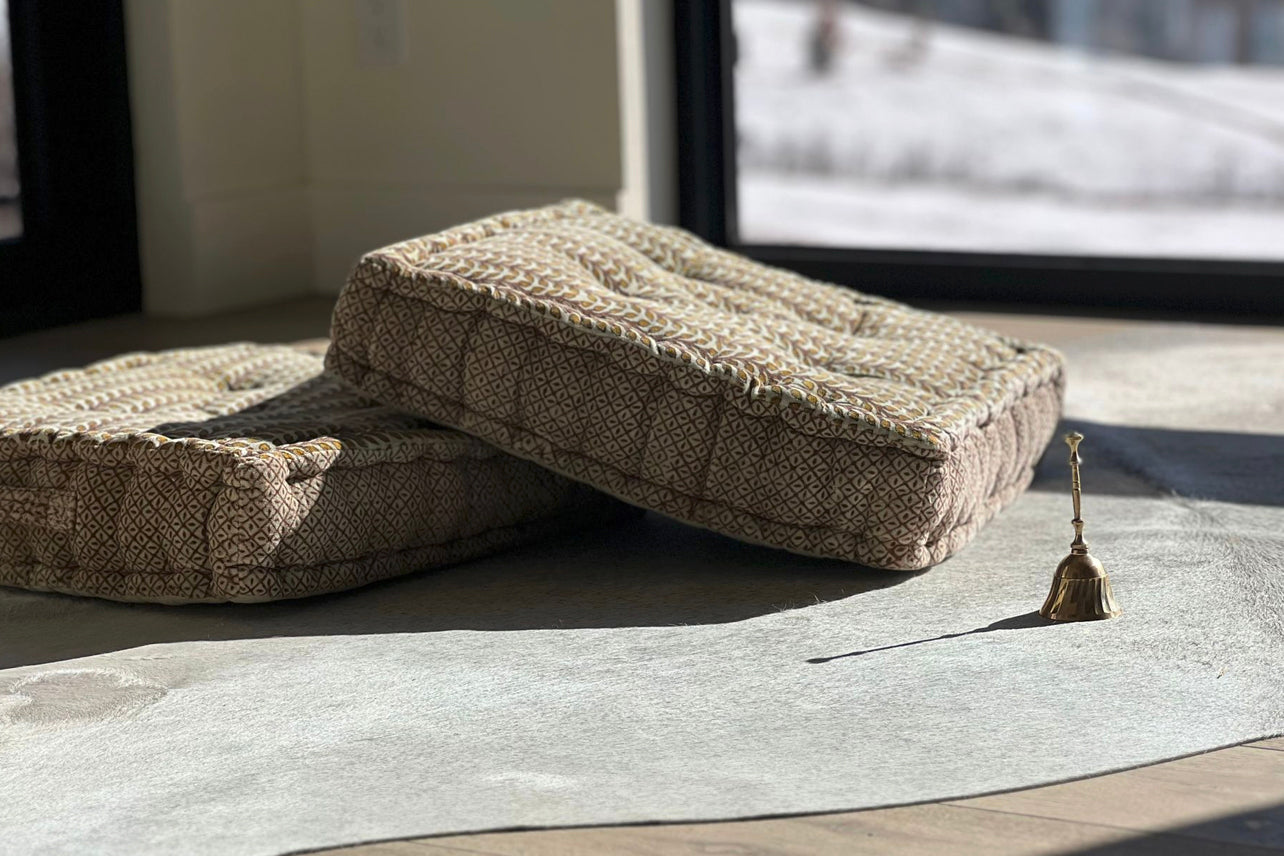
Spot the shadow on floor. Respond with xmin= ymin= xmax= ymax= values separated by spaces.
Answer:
xmin=807 ymin=610 xmax=1052 ymax=663
xmin=1029 ymin=419 xmax=1284 ymax=508
xmin=1060 ymin=799 xmax=1284 ymax=854
xmin=0 ymin=513 xmax=920 ymax=670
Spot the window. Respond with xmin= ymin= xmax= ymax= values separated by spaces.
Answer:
xmin=676 ymin=0 xmax=1284 ymax=315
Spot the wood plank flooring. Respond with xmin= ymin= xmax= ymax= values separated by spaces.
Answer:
xmin=321 ymin=742 xmax=1284 ymax=856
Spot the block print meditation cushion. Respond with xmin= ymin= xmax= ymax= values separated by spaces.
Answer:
xmin=327 ymin=201 xmax=1065 ymax=570
xmin=0 ymin=342 xmax=620 ymax=603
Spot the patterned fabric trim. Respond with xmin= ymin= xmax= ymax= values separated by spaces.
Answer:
xmin=328 ymin=343 xmax=1061 ymax=569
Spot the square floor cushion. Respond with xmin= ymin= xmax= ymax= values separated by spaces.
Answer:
xmin=0 ymin=342 xmax=621 ymax=603
xmin=326 ymin=201 xmax=1065 ymax=570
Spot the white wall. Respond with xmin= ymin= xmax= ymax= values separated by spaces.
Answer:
xmin=127 ymin=0 xmax=675 ymax=314
xmin=299 ymin=0 xmax=622 ymax=293
xmin=126 ymin=0 xmax=312 ymax=316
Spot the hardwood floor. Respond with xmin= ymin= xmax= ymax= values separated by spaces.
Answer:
xmin=3 ymin=301 xmax=1280 ymax=854
xmin=323 ymin=742 xmax=1284 ymax=855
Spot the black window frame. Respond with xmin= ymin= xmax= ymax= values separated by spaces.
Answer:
xmin=1 ymin=0 xmax=139 ymax=338
xmin=675 ymin=0 xmax=1284 ymax=318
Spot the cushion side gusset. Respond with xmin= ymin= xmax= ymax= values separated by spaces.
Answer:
xmin=206 ymin=428 xmax=621 ymax=600
xmin=206 ymin=454 xmax=297 ymax=591
xmin=0 ymin=431 xmax=244 ymax=565
xmin=0 ymin=436 xmax=624 ymax=603
xmin=327 ymin=334 xmax=1061 ymax=569
xmin=917 ymin=374 xmax=1064 ymax=562
xmin=328 ymin=340 xmax=909 ymax=566
xmin=0 ymin=496 xmax=620 ymax=604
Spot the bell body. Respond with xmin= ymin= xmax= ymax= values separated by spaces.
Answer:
xmin=1041 ymin=431 xmax=1121 ymax=622
xmin=1040 ymin=550 xmax=1121 ymax=621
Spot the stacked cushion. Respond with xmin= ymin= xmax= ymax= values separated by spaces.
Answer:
xmin=327 ymin=200 xmax=1064 ymax=570
xmin=0 ymin=342 xmax=620 ymax=603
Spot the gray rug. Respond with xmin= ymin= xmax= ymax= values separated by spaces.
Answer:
xmin=2 ymin=324 xmax=1282 ymax=856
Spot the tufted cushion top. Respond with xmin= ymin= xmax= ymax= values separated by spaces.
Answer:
xmin=0 ymin=342 xmax=621 ymax=603
xmin=327 ymin=201 xmax=1065 ymax=569
xmin=0 ymin=341 xmax=408 ymax=444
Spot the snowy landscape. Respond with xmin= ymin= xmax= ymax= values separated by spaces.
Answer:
xmin=1 ymin=0 xmax=19 ymax=241
xmin=734 ymin=0 xmax=1284 ymax=260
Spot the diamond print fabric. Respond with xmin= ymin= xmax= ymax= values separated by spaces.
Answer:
xmin=327 ymin=200 xmax=1065 ymax=570
xmin=0 ymin=342 xmax=620 ymax=603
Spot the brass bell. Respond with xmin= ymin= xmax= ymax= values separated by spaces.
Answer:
xmin=1040 ymin=432 xmax=1122 ymax=622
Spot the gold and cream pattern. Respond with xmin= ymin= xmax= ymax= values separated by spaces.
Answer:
xmin=0 ymin=342 xmax=620 ymax=603
xmin=327 ymin=200 xmax=1065 ymax=569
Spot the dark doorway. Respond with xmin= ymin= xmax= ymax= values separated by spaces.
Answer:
xmin=0 ymin=0 xmax=140 ymax=337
